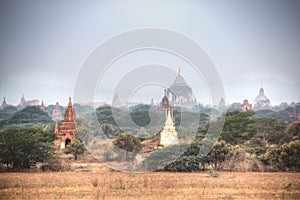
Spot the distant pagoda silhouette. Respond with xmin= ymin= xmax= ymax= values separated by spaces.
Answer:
xmin=167 ymin=68 xmax=194 ymax=106
xmin=52 ymin=102 xmax=62 ymax=120
xmin=290 ymin=105 xmax=299 ymax=122
xmin=1 ymin=97 xmax=7 ymax=109
xmin=253 ymin=81 xmax=271 ymax=110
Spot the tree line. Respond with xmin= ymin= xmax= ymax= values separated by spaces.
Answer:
xmin=1 ymin=105 xmax=299 ymax=172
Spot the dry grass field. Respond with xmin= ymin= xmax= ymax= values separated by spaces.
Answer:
xmin=1 ymin=170 xmax=300 ymax=200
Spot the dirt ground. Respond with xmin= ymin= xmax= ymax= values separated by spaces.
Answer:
xmin=1 ymin=170 xmax=300 ymax=200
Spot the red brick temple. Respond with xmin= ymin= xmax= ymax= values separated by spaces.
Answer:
xmin=241 ymin=99 xmax=252 ymax=112
xmin=54 ymin=97 xmax=77 ymax=149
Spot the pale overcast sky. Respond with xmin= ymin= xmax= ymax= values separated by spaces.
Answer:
xmin=0 ymin=0 xmax=299 ymax=106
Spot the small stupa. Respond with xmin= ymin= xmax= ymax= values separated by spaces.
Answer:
xmin=160 ymin=106 xmax=179 ymax=146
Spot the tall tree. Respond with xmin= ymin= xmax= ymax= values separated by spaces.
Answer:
xmin=0 ymin=128 xmax=55 ymax=171
xmin=248 ymin=118 xmax=286 ymax=151
xmin=220 ymin=111 xmax=255 ymax=144
xmin=285 ymin=122 xmax=300 ymax=141
xmin=65 ymin=139 xmax=85 ymax=160
xmin=265 ymin=140 xmax=300 ymax=171
xmin=206 ymin=140 xmax=232 ymax=170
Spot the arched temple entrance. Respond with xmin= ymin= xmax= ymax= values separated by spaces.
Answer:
xmin=65 ymin=139 xmax=71 ymax=146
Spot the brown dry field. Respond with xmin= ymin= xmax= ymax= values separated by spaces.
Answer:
xmin=0 ymin=171 xmax=300 ymax=200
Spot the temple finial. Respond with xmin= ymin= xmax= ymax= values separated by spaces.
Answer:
xmin=178 ymin=68 xmax=181 ymax=76
xmin=260 ymin=80 xmax=264 ymax=88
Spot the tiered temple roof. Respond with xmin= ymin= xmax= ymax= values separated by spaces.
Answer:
xmin=52 ymin=102 xmax=62 ymax=120
xmin=160 ymin=106 xmax=179 ymax=146
xmin=167 ymin=69 xmax=193 ymax=106
xmin=54 ymin=97 xmax=76 ymax=149
xmin=253 ymin=87 xmax=271 ymax=110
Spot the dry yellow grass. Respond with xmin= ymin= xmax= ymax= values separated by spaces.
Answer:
xmin=1 ymin=171 xmax=300 ymax=199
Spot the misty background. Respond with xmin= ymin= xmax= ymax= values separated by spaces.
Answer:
xmin=0 ymin=0 xmax=299 ymax=106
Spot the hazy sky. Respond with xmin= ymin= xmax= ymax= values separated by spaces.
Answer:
xmin=0 ymin=0 xmax=299 ymax=106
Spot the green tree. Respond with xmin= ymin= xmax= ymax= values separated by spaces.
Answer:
xmin=130 ymin=111 xmax=151 ymax=127
xmin=96 ymin=106 xmax=118 ymax=125
xmin=206 ymin=140 xmax=232 ymax=170
xmin=265 ymin=140 xmax=300 ymax=171
xmin=101 ymin=123 xmax=114 ymax=138
xmin=75 ymin=127 xmax=92 ymax=144
xmin=0 ymin=128 xmax=55 ymax=171
xmin=285 ymin=122 xmax=300 ymax=141
xmin=142 ymin=144 xmax=189 ymax=171
xmin=65 ymin=139 xmax=85 ymax=160
xmin=7 ymin=106 xmax=53 ymax=126
xmin=112 ymin=133 xmax=142 ymax=161
xmin=0 ymin=105 xmax=18 ymax=122
xmin=248 ymin=118 xmax=286 ymax=153
xmin=220 ymin=111 xmax=255 ymax=144
xmin=164 ymin=155 xmax=202 ymax=172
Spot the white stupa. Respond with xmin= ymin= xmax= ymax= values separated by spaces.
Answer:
xmin=160 ymin=106 xmax=179 ymax=146
xmin=253 ymin=82 xmax=271 ymax=110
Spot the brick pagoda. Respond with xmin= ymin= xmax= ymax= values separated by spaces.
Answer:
xmin=54 ymin=97 xmax=76 ymax=149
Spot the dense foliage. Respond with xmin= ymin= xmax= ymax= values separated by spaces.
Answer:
xmin=1 ymin=102 xmax=299 ymax=172
xmin=265 ymin=140 xmax=300 ymax=171
xmin=112 ymin=133 xmax=142 ymax=161
xmin=113 ymin=133 xmax=142 ymax=153
xmin=142 ymin=144 xmax=189 ymax=171
xmin=156 ymin=110 xmax=299 ymax=172
xmin=0 ymin=106 xmax=53 ymax=130
xmin=65 ymin=139 xmax=85 ymax=160
xmin=0 ymin=128 xmax=56 ymax=170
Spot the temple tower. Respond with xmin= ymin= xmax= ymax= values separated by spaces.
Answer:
xmin=40 ymin=100 xmax=45 ymax=112
xmin=241 ymin=99 xmax=252 ymax=112
xmin=167 ymin=68 xmax=193 ymax=106
xmin=21 ymin=94 xmax=25 ymax=104
xmin=112 ymin=94 xmax=122 ymax=107
xmin=52 ymin=102 xmax=62 ymax=120
xmin=161 ymin=89 xmax=169 ymax=109
xmin=54 ymin=97 xmax=77 ymax=149
xmin=160 ymin=106 xmax=179 ymax=146
xmin=1 ymin=97 xmax=7 ymax=109
xmin=290 ymin=105 xmax=299 ymax=122
xmin=253 ymin=82 xmax=271 ymax=110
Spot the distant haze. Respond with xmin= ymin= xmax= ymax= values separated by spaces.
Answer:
xmin=0 ymin=0 xmax=299 ymax=106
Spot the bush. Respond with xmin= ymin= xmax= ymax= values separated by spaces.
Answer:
xmin=141 ymin=144 xmax=189 ymax=171
xmin=265 ymin=140 xmax=300 ymax=171
xmin=164 ymin=156 xmax=202 ymax=172
xmin=207 ymin=169 xmax=220 ymax=178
